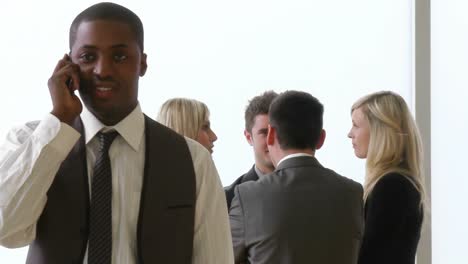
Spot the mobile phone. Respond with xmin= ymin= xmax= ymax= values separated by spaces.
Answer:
xmin=66 ymin=78 xmax=74 ymax=94
xmin=65 ymin=53 xmax=76 ymax=93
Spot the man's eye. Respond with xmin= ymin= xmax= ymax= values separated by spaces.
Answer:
xmin=79 ymin=54 xmax=95 ymax=62
xmin=114 ymin=54 xmax=127 ymax=62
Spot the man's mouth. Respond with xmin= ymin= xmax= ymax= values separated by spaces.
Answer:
xmin=94 ymin=86 xmax=114 ymax=99
xmin=97 ymin=87 xmax=112 ymax=91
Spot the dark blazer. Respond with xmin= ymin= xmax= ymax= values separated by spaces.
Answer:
xmin=224 ymin=165 xmax=259 ymax=210
xmin=358 ymin=173 xmax=423 ymax=264
xmin=230 ymin=156 xmax=364 ymax=264
xmin=26 ymin=116 xmax=196 ymax=264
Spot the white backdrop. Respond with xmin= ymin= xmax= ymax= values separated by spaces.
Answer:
xmin=0 ymin=0 xmax=412 ymax=262
xmin=431 ymin=1 xmax=468 ymax=263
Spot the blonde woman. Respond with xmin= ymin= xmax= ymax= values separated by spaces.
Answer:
xmin=157 ymin=98 xmax=218 ymax=154
xmin=348 ymin=91 xmax=425 ymax=264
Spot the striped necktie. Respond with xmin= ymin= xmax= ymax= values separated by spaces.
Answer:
xmin=88 ymin=131 xmax=119 ymax=264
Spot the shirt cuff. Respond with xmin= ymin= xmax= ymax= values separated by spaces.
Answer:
xmin=32 ymin=114 xmax=81 ymax=156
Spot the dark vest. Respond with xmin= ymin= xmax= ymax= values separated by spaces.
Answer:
xmin=26 ymin=115 xmax=196 ymax=264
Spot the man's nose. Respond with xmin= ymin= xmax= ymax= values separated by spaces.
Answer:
xmin=93 ymin=57 xmax=113 ymax=78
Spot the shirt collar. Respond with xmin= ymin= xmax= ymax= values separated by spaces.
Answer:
xmin=276 ymin=153 xmax=314 ymax=168
xmin=254 ymin=165 xmax=268 ymax=177
xmin=81 ymin=104 xmax=145 ymax=151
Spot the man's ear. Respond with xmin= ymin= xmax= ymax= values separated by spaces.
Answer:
xmin=267 ymin=125 xmax=276 ymax=146
xmin=139 ymin=53 xmax=148 ymax=76
xmin=315 ymin=129 xmax=326 ymax=150
xmin=244 ymin=130 xmax=253 ymax=146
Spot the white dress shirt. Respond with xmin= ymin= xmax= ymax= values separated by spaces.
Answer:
xmin=276 ymin=153 xmax=315 ymax=167
xmin=0 ymin=104 xmax=234 ymax=264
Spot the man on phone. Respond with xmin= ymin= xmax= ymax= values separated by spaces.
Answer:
xmin=0 ymin=2 xmax=233 ymax=264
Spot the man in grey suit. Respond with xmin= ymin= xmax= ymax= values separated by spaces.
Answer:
xmin=224 ymin=91 xmax=278 ymax=210
xmin=229 ymin=90 xmax=363 ymax=264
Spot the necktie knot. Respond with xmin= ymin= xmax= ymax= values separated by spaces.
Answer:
xmin=97 ymin=131 xmax=119 ymax=152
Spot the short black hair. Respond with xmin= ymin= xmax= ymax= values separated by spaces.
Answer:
xmin=69 ymin=2 xmax=144 ymax=51
xmin=269 ymin=90 xmax=324 ymax=150
xmin=244 ymin=91 xmax=279 ymax=132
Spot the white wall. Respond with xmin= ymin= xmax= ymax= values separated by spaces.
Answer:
xmin=431 ymin=1 xmax=468 ymax=263
xmin=0 ymin=0 xmax=412 ymax=262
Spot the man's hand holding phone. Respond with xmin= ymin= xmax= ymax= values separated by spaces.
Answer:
xmin=49 ymin=54 xmax=83 ymax=125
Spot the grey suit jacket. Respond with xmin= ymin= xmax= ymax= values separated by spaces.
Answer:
xmin=225 ymin=165 xmax=259 ymax=211
xmin=229 ymin=156 xmax=363 ymax=264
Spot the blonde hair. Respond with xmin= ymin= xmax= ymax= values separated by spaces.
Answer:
xmin=351 ymin=91 xmax=425 ymax=207
xmin=156 ymin=98 xmax=210 ymax=140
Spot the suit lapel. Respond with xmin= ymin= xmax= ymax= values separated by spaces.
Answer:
xmin=242 ymin=166 xmax=259 ymax=183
